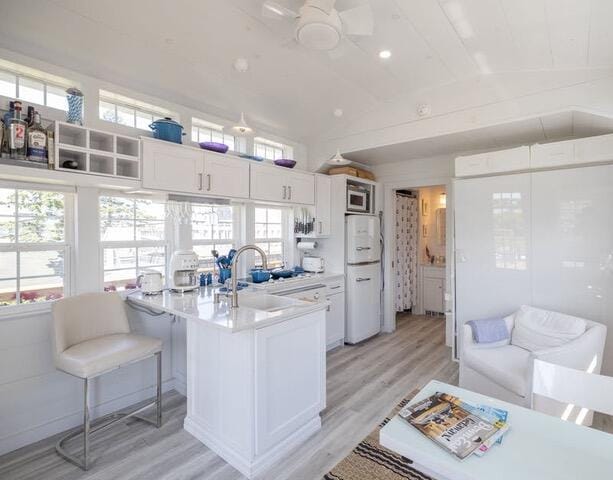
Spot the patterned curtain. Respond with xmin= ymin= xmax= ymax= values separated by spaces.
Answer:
xmin=395 ymin=195 xmax=418 ymax=312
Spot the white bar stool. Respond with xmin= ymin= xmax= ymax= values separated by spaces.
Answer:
xmin=52 ymin=292 xmax=163 ymax=470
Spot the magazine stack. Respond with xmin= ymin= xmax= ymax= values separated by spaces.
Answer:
xmin=398 ymin=392 xmax=510 ymax=460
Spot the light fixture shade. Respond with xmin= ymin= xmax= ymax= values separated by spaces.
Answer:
xmin=232 ymin=112 xmax=253 ymax=136
xmin=439 ymin=192 xmax=447 ymax=207
xmin=327 ymin=148 xmax=350 ymax=165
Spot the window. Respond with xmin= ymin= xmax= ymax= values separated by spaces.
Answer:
xmin=191 ymin=204 xmax=236 ymax=272
xmin=100 ymin=195 xmax=167 ymax=291
xmin=0 ymin=187 xmax=72 ymax=306
xmin=254 ymin=137 xmax=293 ymax=161
xmin=99 ymin=89 xmax=177 ymax=131
xmin=0 ymin=58 xmax=73 ymax=111
xmin=254 ymin=207 xmax=285 ymax=268
xmin=191 ymin=117 xmax=245 ymax=153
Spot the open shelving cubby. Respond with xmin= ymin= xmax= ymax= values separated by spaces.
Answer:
xmin=54 ymin=121 xmax=140 ymax=180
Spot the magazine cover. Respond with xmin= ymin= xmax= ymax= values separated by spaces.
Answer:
xmin=398 ymin=393 xmax=501 ymax=460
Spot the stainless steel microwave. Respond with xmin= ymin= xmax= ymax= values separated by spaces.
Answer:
xmin=347 ymin=185 xmax=371 ymax=213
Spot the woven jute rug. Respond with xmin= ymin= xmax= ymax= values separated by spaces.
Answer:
xmin=324 ymin=390 xmax=434 ymax=480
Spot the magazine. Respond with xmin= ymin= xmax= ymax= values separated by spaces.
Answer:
xmin=398 ymin=392 xmax=503 ymax=460
xmin=438 ymin=394 xmax=509 ymax=456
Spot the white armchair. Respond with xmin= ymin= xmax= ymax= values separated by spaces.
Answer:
xmin=460 ymin=306 xmax=607 ymax=425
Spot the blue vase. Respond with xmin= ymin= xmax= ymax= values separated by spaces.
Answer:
xmin=66 ymin=88 xmax=83 ymax=125
xmin=219 ymin=268 xmax=231 ymax=284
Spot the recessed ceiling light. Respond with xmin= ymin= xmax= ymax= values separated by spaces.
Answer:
xmin=333 ymin=108 xmax=343 ymax=118
xmin=379 ymin=50 xmax=392 ymax=59
xmin=233 ymin=58 xmax=249 ymax=73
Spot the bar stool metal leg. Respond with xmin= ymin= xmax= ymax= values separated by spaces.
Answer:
xmin=83 ymin=377 xmax=90 ymax=470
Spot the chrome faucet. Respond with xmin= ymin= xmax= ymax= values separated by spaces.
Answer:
xmin=230 ymin=244 xmax=268 ymax=308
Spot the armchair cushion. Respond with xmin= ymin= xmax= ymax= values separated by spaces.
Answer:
xmin=463 ymin=344 xmax=532 ymax=397
xmin=511 ymin=305 xmax=586 ymax=352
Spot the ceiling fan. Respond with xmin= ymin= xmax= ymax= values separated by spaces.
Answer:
xmin=262 ymin=0 xmax=374 ymax=52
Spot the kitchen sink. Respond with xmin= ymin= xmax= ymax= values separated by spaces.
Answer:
xmin=238 ymin=294 xmax=306 ymax=312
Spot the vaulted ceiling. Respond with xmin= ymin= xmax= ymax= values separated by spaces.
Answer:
xmin=0 ymin=0 xmax=611 ymax=145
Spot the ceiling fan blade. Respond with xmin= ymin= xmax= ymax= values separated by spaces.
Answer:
xmin=262 ymin=1 xmax=298 ymax=19
xmin=338 ymin=4 xmax=373 ymax=36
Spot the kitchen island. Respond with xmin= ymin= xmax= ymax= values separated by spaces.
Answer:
xmin=128 ymin=287 xmax=328 ymax=479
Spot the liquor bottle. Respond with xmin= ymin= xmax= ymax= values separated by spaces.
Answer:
xmin=26 ymin=112 xmax=48 ymax=164
xmin=8 ymin=101 xmax=27 ymax=160
xmin=1 ymin=101 xmax=14 ymax=156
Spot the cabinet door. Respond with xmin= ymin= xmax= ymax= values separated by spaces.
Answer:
xmin=315 ymin=175 xmax=331 ymax=236
xmin=203 ymin=152 xmax=250 ymax=199
xmin=142 ymin=140 xmax=203 ymax=193
xmin=254 ymin=311 xmax=326 ymax=455
xmin=250 ymin=163 xmax=288 ymax=202
xmin=287 ymin=171 xmax=315 ymax=205
xmin=325 ymin=292 xmax=345 ymax=348
xmin=455 ymin=146 xmax=529 ymax=177
xmin=423 ymin=277 xmax=444 ymax=313
xmin=574 ymin=133 xmax=613 ymax=166
xmin=531 ymin=140 xmax=575 ymax=169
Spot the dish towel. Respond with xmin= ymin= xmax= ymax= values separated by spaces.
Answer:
xmin=467 ymin=318 xmax=509 ymax=343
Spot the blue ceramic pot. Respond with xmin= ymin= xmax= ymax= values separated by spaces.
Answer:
xmin=149 ymin=117 xmax=185 ymax=144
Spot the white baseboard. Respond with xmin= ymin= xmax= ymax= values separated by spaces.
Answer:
xmin=184 ymin=414 xmax=321 ymax=479
xmin=0 ymin=379 xmax=176 ymax=457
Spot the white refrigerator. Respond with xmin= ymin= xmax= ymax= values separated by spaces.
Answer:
xmin=345 ymin=215 xmax=382 ymax=344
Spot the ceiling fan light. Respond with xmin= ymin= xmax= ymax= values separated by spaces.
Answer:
xmin=328 ymin=148 xmax=350 ymax=165
xmin=232 ymin=112 xmax=253 ymax=136
xmin=295 ymin=4 xmax=342 ymax=51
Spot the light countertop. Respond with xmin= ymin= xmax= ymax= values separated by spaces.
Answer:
xmin=127 ymin=286 xmax=328 ymax=333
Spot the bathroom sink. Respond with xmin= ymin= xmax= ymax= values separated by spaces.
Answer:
xmin=238 ymin=294 xmax=305 ymax=312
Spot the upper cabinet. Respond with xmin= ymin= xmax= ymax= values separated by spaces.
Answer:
xmin=314 ymin=174 xmax=331 ymax=236
xmin=455 ymin=146 xmax=530 ymax=177
xmin=532 ymin=133 xmax=613 ymax=169
xmin=142 ymin=138 xmax=249 ymax=199
xmin=250 ymin=163 xmax=314 ymax=205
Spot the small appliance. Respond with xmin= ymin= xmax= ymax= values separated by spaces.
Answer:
xmin=136 ymin=270 xmax=164 ymax=295
xmin=302 ymin=255 xmax=325 ymax=273
xmin=169 ymin=250 xmax=199 ymax=292
xmin=347 ymin=184 xmax=371 ymax=213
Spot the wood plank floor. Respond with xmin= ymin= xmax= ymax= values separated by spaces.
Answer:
xmin=0 ymin=314 xmax=455 ymax=480
xmin=7 ymin=313 xmax=611 ymax=479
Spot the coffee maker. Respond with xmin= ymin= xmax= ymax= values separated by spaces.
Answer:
xmin=169 ymin=250 xmax=199 ymax=292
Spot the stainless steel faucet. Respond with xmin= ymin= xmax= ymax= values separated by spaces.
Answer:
xmin=230 ymin=244 xmax=268 ymax=308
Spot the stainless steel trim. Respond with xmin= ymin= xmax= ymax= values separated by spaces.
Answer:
xmin=198 ymin=173 xmax=203 ymax=190
xmin=329 ymin=285 xmax=341 ymax=290
xmin=274 ymin=283 xmax=327 ymax=297
xmin=356 ymin=246 xmax=371 ymax=251
xmin=356 ymin=277 xmax=371 ymax=282
xmin=288 ymin=185 xmax=292 ymax=200
xmin=206 ymin=173 xmax=211 ymax=191
xmin=282 ymin=186 xmax=287 ymax=199
xmin=318 ymin=221 xmax=322 ymax=234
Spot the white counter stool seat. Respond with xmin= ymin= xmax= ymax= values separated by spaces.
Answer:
xmin=52 ymin=292 xmax=163 ymax=470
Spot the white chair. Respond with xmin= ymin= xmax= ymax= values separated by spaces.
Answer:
xmin=532 ymin=359 xmax=613 ymax=425
xmin=460 ymin=305 xmax=607 ymax=425
xmin=52 ymin=292 xmax=163 ymax=470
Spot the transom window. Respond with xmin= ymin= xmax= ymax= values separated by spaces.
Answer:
xmin=254 ymin=137 xmax=293 ymax=161
xmin=0 ymin=58 xmax=73 ymax=111
xmin=99 ymin=89 xmax=176 ymax=131
xmin=100 ymin=195 xmax=167 ymax=291
xmin=255 ymin=207 xmax=284 ymax=268
xmin=0 ymin=187 xmax=71 ymax=306
xmin=191 ymin=204 xmax=235 ymax=272
xmin=191 ymin=117 xmax=245 ymax=153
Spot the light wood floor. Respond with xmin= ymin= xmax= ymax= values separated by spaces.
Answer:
xmin=0 ymin=314 xmax=456 ymax=480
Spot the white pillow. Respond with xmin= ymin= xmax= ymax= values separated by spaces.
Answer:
xmin=511 ymin=305 xmax=586 ymax=352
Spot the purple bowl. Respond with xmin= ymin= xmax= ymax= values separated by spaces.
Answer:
xmin=274 ymin=159 xmax=296 ymax=169
xmin=199 ymin=142 xmax=229 ymax=154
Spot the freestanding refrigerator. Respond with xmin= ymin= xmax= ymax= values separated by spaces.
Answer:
xmin=345 ymin=214 xmax=382 ymax=344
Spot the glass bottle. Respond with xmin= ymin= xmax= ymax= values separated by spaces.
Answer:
xmin=8 ymin=101 xmax=27 ymax=160
xmin=26 ymin=111 xmax=48 ymax=164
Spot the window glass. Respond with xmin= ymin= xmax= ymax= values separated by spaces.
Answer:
xmin=0 ymin=70 xmax=16 ymax=97
xmin=0 ymin=188 xmax=69 ymax=307
xmin=116 ymin=105 xmax=135 ymax=127
xmin=99 ymin=90 xmax=176 ymax=132
xmin=99 ymin=101 xmax=116 ymax=123
xmin=135 ymin=110 xmax=153 ymax=130
xmin=46 ymin=84 xmax=68 ymax=111
xmin=254 ymin=206 xmax=284 ymax=267
xmin=191 ymin=204 xmax=235 ymax=272
xmin=18 ymin=76 xmax=44 ymax=105
xmin=254 ymin=137 xmax=291 ymax=161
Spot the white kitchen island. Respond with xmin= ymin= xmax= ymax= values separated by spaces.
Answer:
xmin=128 ymin=287 xmax=328 ymax=479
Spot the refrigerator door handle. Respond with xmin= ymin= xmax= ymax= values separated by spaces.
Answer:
xmin=356 ymin=277 xmax=371 ymax=282
xmin=356 ymin=246 xmax=371 ymax=251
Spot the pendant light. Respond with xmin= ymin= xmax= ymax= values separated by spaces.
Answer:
xmin=232 ymin=112 xmax=253 ymax=136
xmin=327 ymin=148 xmax=350 ymax=165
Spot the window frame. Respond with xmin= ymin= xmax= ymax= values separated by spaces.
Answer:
xmin=99 ymin=194 xmax=169 ymax=291
xmin=0 ymin=69 xmax=70 ymax=112
xmin=253 ymin=205 xmax=289 ymax=269
xmin=0 ymin=183 xmax=74 ymax=313
xmin=253 ymin=137 xmax=293 ymax=161
xmin=98 ymin=90 xmax=177 ymax=132
xmin=191 ymin=117 xmax=245 ymax=154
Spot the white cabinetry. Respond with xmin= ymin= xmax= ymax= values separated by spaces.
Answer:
xmin=422 ymin=266 xmax=445 ymax=314
xmin=142 ymin=138 xmax=249 ymax=198
xmin=530 ymin=140 xmax=575 ymax=169
xmin=250 ymin=163 xmax=314 ymax=205
xmin=531 ymin=134 xmax=613 ymax=170
xmin=325 ymin=277 xmax=345 ymax=349
xmin=314 ymin=175 xmax=331 ymax=236
xmin=455 ymin=146 xmax=530 ymax=177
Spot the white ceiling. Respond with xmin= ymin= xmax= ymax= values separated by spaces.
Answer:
xmin=0 ymin=0 xmax=612 ymax=143
xmin=343 ymin=110 xmax=613 ymax=165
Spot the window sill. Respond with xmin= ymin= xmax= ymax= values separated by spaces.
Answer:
xmin=0 ymin=300 xmax=55 ymax=320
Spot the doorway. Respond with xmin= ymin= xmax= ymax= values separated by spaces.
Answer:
xmin=394 ymin=186 xmax=447 ymax=320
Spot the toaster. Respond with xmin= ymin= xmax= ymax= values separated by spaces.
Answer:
xmin=302 ymin=256 xmax=325 ymax=273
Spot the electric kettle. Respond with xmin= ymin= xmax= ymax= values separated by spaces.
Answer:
xmin=136 ymin=270 xmax=164 ymax=295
